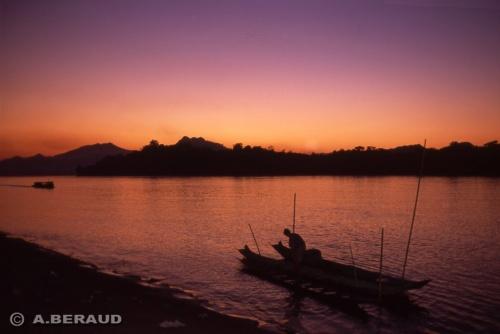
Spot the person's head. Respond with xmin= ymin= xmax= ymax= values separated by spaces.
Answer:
xmin=283 ymin=228 xmax=291 ymax=236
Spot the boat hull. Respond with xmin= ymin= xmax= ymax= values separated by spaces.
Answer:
xmin=240 ymin=245 xmax=429 ymax=298
xmin=272 ymin=242 xmax=430 ymax=291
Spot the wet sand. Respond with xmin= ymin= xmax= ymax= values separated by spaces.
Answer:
xmin=0 ymin=232 xmax=268 ymax=333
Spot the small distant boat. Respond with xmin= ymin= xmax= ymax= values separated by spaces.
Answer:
xmin=32 ymin=181 xmax=55 ymax=189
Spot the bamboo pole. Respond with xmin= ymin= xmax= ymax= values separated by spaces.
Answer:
xmin=401 ymin=139 xmax=427 ymax=279
xmin=349 ymin=244 xmax=358 ymax=288
xmin=248 ymin=224 xmax=261 ymax=255
xmin=378 ymin=228 xmax=384 ymax=301
xmin=292 ymin=193 xmax=297 ymax=233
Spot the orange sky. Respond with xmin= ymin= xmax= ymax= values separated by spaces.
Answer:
xmin=1 ymin=0 xmax=499 ymax=159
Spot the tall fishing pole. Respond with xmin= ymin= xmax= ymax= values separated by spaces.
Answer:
xmin=378 ymin=228 xmax=384 ymax=301
xmin=292 ymin=193 xmax=297 ymax=233
xmin=401 ymin=139 xmax=426 ymax=279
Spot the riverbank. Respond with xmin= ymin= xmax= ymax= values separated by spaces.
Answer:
xmin=0 ymin=232 xmax=268 ymax=333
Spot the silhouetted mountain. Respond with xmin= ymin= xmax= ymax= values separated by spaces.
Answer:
xmin=77 ymin=139 xmax=500 ymax=177
xmin=175 ymin=136 xmax=228 ymax=151
xmin=0 ymin=143 xmax=131 ymax=176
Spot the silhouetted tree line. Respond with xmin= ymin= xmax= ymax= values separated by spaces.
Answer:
xmin=77 ymin=140 xmax=500 ymax=176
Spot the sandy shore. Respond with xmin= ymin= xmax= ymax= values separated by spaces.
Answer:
xmin=0 ymin=232 xmax=269 ymax=333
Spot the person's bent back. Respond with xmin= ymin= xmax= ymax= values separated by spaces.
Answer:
xmin=283 ymin=228 xmax=306 ymax=267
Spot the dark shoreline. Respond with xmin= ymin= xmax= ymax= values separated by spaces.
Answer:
xmin=76 ymin=141 xmax=500 ymax=177
xmin=0 ymin=232 xmax=268 ymax=333
xmin=2 ymin=139 xmax=499 ymax=177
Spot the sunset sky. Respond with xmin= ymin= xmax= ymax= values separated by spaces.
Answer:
xmin=1 ymin=0 xmax=499 ymax=158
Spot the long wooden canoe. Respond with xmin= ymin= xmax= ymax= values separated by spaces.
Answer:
xmin=272 ymin=241 xmax=430 ymax=292
xmin=239 ymin=245 xmax=429 ymax=298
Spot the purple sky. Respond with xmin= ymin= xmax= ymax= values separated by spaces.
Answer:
xmin=1 ymin=0 xmax=499 ymax=157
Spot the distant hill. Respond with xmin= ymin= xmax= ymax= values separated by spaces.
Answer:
xmin=0 ymin=143 xmax=131 ymax=176
xmin=77 ymin=138 xmax=500 ymax=177
xmin=175 ymin=136 xmax=228 ymax=151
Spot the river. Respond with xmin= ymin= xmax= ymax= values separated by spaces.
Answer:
xmin=1 ymin=176 xmax=499 ymax=333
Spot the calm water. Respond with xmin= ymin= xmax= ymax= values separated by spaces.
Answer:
xmin=1 ymin=176 xmax=499 ymax=333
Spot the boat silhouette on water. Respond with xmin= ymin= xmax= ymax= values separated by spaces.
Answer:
xmin=240 ymin=143 xmax=430 ymax=308
xmin=32 ymin=181 xmax=55 ymax=189
xmin=239 ymin=242 xmax=430 ymax=302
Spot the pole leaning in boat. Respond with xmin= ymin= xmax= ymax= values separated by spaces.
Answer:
xmin=248 ymin=224 xmax=261 ymax=255
xmin=401 ymin=139 xmax=427 ymax=279
xmin=292 ymin=193 xmax=297 ymax=233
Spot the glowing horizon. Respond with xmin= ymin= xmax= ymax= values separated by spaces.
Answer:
xmin=1 ymin=0 xmax=499 ymax=159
